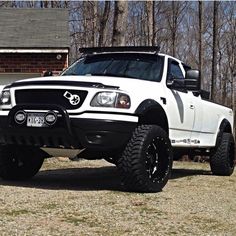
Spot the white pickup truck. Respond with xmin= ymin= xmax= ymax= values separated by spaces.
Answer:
xmin=0 ymin=46 xmax=234 ymax=192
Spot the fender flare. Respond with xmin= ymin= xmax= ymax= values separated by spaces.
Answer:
xmin=135 ymin=99 xmax=165 ymax=114
xmin=135 ymin=99 xmax=169 ymax=133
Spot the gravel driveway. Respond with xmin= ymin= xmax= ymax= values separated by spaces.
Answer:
xmin=0 ymin=158 xmax=235 ymax=236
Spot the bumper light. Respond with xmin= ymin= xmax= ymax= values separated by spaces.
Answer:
xmin=45 ymin=111 xmax=57 ymax=125
xmin=15 ymin=111 xmax=26 ymax=124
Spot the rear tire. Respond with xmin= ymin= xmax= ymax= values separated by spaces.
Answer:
xmin=210 ymin=133 xmax=235 ymax=176
xmin=118 ymin=125 xmax=173 ymax=193
xmin=0 ymin=146 xmax=45 ymax=180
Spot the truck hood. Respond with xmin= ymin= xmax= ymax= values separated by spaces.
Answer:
xmin=5 ymin=75 xmax=159 ymax=92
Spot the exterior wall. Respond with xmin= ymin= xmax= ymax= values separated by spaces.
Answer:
xmin=0 ymin=53 xmax=68 ymax=75
xmin=0 ymin=73 xmax=42 ymax=85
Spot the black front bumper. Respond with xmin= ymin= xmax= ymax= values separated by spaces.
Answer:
xmin=0 ymin=105 xmax=137 ymax=152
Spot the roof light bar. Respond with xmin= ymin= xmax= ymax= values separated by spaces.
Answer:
xmin=79 ymin=46 xmax=160 ymax=54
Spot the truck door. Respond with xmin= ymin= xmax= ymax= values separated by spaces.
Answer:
xmin=180 ymin=63 xmax=203 ymax=146
xmin=165 ymin=59 xmax=195 ymax=147
xmin=189 ymin=92 xmax=203 ymax=146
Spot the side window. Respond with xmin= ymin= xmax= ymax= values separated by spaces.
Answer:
xmin=168 ymin=60 xmax=184 ymax=80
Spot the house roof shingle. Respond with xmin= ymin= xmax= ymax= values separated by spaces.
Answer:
xmin=0 ymin=8 xmax=70 ymax=49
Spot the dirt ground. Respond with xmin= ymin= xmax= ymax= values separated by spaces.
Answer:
xmin=0 ymin=158 xmax=235 ymax=236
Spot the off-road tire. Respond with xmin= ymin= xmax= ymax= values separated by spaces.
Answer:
xmin=118 ymin=125 xmax=173 ymax=193
xmin=0 ymin=145 xmax=45 ymax=180
xmin=210 ymin=133 xmax=235 ymax=176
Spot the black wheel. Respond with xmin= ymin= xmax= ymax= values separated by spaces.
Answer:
xmin=0 ymin=146 xmax=45 ymax=180
xmin=118 ymin=125 xmax=173 ymax=193
xmin=210 ymin=133 xmax=235 ymax=176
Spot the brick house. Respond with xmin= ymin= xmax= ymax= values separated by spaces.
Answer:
xmin=0 ymin=8 xmax=70 ymax=85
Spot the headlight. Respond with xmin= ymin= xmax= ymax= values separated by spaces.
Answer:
xmin=91 ymin=92 xmax=130 ymax=109
xmin=97 ymin=92 xmax=117 ymax=106
xmin=0 ymin=90 xmax=11 ymax=105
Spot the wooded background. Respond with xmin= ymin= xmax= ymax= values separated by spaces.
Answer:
xmin=1 ymin=1 xmax=236 ymax=110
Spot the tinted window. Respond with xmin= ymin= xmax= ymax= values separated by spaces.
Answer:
xmin=169 ymin=61 xmax=184 ymax=79
xmin=62 ymin=53 xmax=164 ymax=82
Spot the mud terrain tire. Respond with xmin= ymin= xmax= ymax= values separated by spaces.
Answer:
xmin=118 ymin=125 xmax=173 ymax=193
xmin=210 ymin=133 xmax=235 ymax=176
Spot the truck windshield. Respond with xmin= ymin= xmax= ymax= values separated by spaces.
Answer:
xmin=62 ymin=53 xmax=164 ymax=82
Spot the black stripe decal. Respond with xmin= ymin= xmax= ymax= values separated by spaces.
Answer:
xmin=170 ymin=127 xmax=214 ymax=134
xmin=5 ymin=80 xmax=119 ymax=90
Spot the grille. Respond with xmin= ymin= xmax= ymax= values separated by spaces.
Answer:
xmin=15 ymin=89 xmax=88 ymax=110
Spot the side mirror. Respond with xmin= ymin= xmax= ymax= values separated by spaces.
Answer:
xmin=185 ymin=69 xmax=200 ymax=91
xmin=167 ymin=69 xmax=200 ymax=91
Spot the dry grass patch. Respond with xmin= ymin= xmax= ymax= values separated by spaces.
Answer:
xmin=0 ymin=158 xmax=235 ymax=235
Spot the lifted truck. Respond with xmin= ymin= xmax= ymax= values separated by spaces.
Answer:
xmin=0 ymin=46 xmax=234 ymax=192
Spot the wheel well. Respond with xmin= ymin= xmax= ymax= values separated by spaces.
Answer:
xmin=138 ymin=108 xmax=169 ymax=135
xmin=219 ymin=119 xmax=232 ymax=134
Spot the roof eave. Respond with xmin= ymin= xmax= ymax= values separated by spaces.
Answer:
xmin=0 ymin=48 xmax=69 ymax=53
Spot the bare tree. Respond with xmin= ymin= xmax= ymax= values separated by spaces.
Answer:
xmin=81 ymin=1 xmax=98 ymax=47
xmin=43 ymin=1 xmax=49 ymax=8
xmin=93 ymin=1 xmax=98 ymax=46
xmin=167 ymin=1 xmax=188 ymax=57
xmin=198 ymin=1 xmax=203 ymax=87
xmin=145 ymin=1 xmax=155 ymax=46
xmin=211 ymin=1 xmax=220 ymax=101
xmin=221 ymin=2 xmax=236 ymax=108
xmin=98 ymin=1 xmax=111 ymax=47
xmin=112 ymin=0 xmax=128 ymax=46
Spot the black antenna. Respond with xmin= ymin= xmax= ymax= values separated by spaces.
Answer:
xmin=79 ymin=46 xmax=160 ymax=54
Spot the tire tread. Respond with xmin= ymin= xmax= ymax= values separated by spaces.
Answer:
xmin=210 ymin=133 xmax=235 ymax=176
xmin=118 ymin=125 xmax=173 ymax=192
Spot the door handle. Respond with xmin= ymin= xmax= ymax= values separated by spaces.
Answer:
xmin=190 ymin=104 xmax=195 ymax=109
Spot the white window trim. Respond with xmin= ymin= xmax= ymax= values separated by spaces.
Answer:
xmin=0 ymin=49 xmax=68 ymax=53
